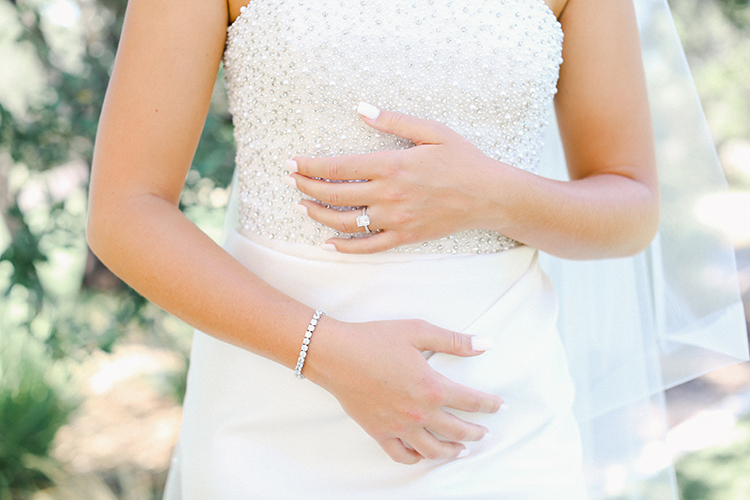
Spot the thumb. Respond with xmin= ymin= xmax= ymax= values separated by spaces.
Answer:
xmin=413 ymin=326 xmax=495 ymax=357
xmin=356 ymin=102 xmax=447 ymax=145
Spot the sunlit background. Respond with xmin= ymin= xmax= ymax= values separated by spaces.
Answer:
xmin=1 ymin=0 xmax=749 ymax=498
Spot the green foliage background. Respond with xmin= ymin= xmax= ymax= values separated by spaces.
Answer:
xmin=0 ymin=0 xmax=748 ymax=498
xmin=0 ymin=0 xmax=233 ymax=496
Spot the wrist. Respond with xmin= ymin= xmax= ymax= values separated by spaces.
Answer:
xmin=465 ymin=156 xmax=521 ymax=234
xmin=295 ymin=315 xmax=348 ymax=386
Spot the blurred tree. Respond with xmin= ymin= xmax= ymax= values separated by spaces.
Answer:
xmin=671 ymin=0 xmax=750 ymax=144
xmin=1 ymin=0 xmax=130 ymax=329
xmin=715 ymin=0 xmax=750 ymax=28
xmin=0 ymin=0 xmax=235 ymax=356
xmin=1 ymin=1 xmax=232 ymax=494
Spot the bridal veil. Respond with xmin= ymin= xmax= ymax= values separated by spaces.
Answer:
xmin=538 ymin=0 xmax=749 ymax=497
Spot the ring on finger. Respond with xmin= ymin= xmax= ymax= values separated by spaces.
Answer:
xmin=356 ymin=207 xmax=371 ymax=233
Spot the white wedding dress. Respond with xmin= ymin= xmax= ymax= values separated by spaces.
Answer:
xmin=164 ymin=0 xmax=587 ymax=498
xmin=163 ymin=0 xmax=748 ymax=498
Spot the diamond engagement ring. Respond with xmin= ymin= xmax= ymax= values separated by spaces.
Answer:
xmin=356 ymin=207 xmax=371 ymax=233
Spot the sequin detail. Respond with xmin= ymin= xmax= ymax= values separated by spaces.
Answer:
xmin=224 ymin=0 xmax=563 ymax=254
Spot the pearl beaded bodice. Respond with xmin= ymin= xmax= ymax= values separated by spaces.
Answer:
xmin=224 ymin=0 xmax=563 ymax=253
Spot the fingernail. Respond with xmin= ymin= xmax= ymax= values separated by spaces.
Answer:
xmin=471 ymin=335 xmax=494 ymax=352
xmin=321 ymin=243 xmax=338 ymax=252
xmin=283 ymin=175 xmax=297 ymax=189
xmin=457 ymin=449 xmax=471 ymax=459
xmin=499 ymin=403 xmax=509 ymax=413
xmin=357 ymin=102 xmax=381 ymax=120
xmin=482 ymin=432 xmax=493 ymax=441
xmin=283 ymin=159 xmax=298 ymax=173
xmin=294 ymin=204 xmax=308 ymax=216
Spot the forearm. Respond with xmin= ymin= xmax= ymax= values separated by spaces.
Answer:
xmin=86 ymin=194 xmax=313 ymax=369
xmin=475 ymin=160 xmax=659 ymax=260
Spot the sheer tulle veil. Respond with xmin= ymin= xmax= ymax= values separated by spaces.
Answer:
xmin=218 ymin=0 xmax=749 ymax=497
xmin=538 ymin=0 xmax=749 ymax=497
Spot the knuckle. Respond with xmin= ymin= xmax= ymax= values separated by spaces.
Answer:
xmin=389 ymin=112 xmax=406 ymax=130
xmin=325 ymin=161 xmax=341 ymax=180
xmin=423 ymin=383 xmax=445 ymax=407
xmin=381 ymin=152 xmax=402 ymax=178
xmin=388 ymin=421 xmax=407 ymax=435
xmin=339 ymin=217 xmax=355 ymax=233
xmin=392 ymin=210 xmax=413 ymax=227
xmin=407 ymin=319 xmax=430 ymax=335
xmin=468 ymin=395 xmax=483 ymax=414
xmin=322 ymin=190 xmax=340 ymax=207
xmin=451 ymin=331 xmax=466 ymax=353
xmin=422 ymin=447 xmax=444 ymax=461
xmin=452 ymin=427 xmax=469 ymax=442
xmin=405 ymin=409 xmax=428 ymax=425
xmin=372 ymin=431 xmax=389 ymax=443
xmin=384 ymin=187 xmax=407 ymax=203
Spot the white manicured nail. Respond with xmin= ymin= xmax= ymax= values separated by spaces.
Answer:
xmin=357 ymin=102 xmax=381 ymax=120
xmin=294 ymin=204 xmax=308 ymax=216
xmin=283 ymin=159 xmax=298 ymax=172
xmin=499 ymin=403 xmax=509 ymax=413
xmin=471 ymin=335 xmax=494 ymax=352
xmin=457 ymin=449 xmax=471 ymax=459
xmin=321 ymin=243 xmax=338 ymax=252
xmin=482 ymin=432 xmax=493 ymax=441
xmin=283 ymin=176 xmax=297 ymax=189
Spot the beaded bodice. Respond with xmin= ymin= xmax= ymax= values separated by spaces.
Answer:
xmin=224 ymin=0 xmax=563 ymax=253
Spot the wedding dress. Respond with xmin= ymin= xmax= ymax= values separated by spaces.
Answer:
xmin=163 ymin=0 xmax=748 ymax=498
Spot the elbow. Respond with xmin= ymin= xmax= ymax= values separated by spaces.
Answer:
xmin=86 ymin=203 xmax=107 ymax=262
xmin=583 ymin=179 xmax=660 ymax=260
xmin=617 ymin=187 xmax=661 ymax=257
xmin=623 ymin=215 xmax=659 ymax=257
xmin=86 ymin=190 xmax=120 ymax=266
xmin=640 ymin=205 xmax=660 ymax=254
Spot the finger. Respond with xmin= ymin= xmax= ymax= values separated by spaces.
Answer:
xmin=428 ymin=412 xmax=489 ymax=442
xmin=301 ymin=202 xmax=380 ymax=234
xmin=289 ymin=151 xmax=391 ymax=181
xmin=442 ymin=379 xmax=504 ymax=414
xmin=325 ymin=231 xmax=403 ymax=254
xmin=380 ymin=437 xmax=422 ymax=465
xmin=405 ymin=428 xmax=466 ymax=461
xmin=287 ymin=174 xmax=376 ymax=208
xmin=412 ymin=328 xmax=495 ymax=357
xmin=356 ymin=102 xmax=448 ymax=145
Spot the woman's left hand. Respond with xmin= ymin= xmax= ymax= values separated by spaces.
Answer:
xmin=285 ymin=104 xmax=509 ymax=253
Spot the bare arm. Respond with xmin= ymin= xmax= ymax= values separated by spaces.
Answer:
xmin=87 ymin=0 xmax=501 ymax=465
xmin=87 ymin=0 xmax=311 ymax=366
xmin=515 ymin=0 xmax=659 ymax=258
xmin=289 ymin=0 xmax=659 ymax=259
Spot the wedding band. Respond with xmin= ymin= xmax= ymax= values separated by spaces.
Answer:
xmin=356 ymin=207 xmax=371 ymax=233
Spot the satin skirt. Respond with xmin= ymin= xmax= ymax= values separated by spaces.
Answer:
xmin=163 ymin=231 xmax=586 ymax=499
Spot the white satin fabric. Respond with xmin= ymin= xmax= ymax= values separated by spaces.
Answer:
xmin=164 ymin=231 xmax=587 ymax=499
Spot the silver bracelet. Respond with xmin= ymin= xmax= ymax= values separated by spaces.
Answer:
xmin=294 ymin=309 xmax=326 ymax=379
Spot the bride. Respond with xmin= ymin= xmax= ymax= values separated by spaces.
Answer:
xmin=87 ymin=0 xmax=746 ymax=497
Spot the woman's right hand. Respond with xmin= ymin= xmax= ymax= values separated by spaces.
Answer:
xmin=303 ymin=317 xmax=503 ymax=464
